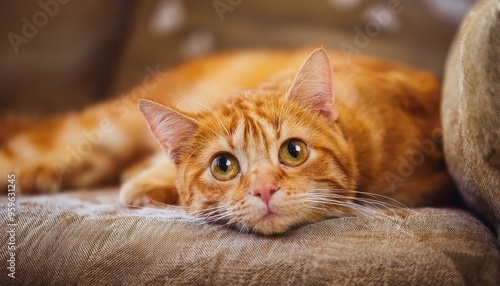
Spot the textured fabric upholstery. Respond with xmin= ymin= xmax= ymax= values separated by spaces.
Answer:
xmin=442 ymin=0 xmax=500 ymax=236
xmin=1 ymin=189 xmax=499 ymax=285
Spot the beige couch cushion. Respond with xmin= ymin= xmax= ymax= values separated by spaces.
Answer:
xmin=1 ymin=189 xmax=498 ymax=285
xmin=442 ymin=0 xmax=500 ymax=235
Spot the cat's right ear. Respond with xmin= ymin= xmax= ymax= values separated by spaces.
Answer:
xmin=138 ymin=100 xmax=198 ymax=164
xmin=286 ymin=48 xmax=338 ymax=122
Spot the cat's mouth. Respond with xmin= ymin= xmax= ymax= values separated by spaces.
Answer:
xmin=244 ymin=201 xmax=299 ymax=235
xmin=261 ymin=211 xmax=278 ymax=220
xmin=250 ymin=218 xmax=287 ymax=235
xmin=219 ymin=191 xmax=341 ymax=235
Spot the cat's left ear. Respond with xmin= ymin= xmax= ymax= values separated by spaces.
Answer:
xmin=286 ymin=48 xmax=338 ymax=121
xmin=138 ymin=100 xmax=198 ymax=164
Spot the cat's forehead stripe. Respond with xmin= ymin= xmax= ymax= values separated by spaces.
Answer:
xmin=232 ymin=115 xmax=269 ymax=150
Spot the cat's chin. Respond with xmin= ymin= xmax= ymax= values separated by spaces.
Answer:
xmin=247 ymin=213 xmax=297 ymax=235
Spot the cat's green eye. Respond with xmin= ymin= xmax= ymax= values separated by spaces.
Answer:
xmin=211 ymin=153 xmax=240 ymax=181
xmin=279 ymin=139 xmax=308 ymax=167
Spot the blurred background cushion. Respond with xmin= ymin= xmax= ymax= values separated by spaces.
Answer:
xmin=442 ymin=0 xmax=500 ymax=237
xmin=0 ymin=0 xmax=474 ymax=114
xmin=0 ymin=0 xmax=137 ymax=113
xmin=109 ymin=0 xmax=471 ymax=96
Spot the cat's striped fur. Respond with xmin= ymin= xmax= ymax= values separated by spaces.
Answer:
xmin=0 ymin=49 xmax=452 ymax=234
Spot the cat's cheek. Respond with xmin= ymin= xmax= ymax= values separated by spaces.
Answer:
xmin=266 ymin=191 xmax=288 ymax=213
xmin=234 ymin=197 xmax=273 ymax=227
xmin=248 ymin=193 xmax=286 ymax=218
xmin=248 ymin=197 xmax=269 ymax=216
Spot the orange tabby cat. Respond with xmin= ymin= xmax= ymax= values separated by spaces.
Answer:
xmin=0 ymin=48 xmax=452 ymax=234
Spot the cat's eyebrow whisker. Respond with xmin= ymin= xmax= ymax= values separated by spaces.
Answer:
xmin=197 ymin=111 xmax=227 ymax=138
xmin=195 ymin=118 xmax=227 ymax=139
xmin=177 ymin=96 xmax=207 ymax=111
xmin=178 ymin=86 xmax=216 ymax=115
xmin=177 ymin=96 xmax=228 ymax=139
xmin=194 ymin=83 xmax=231 ymax=137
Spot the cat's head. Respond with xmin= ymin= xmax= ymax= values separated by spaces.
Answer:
xmin=140 ymin=49 xmax=358 ymax=234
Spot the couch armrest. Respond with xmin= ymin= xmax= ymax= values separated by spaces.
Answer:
xmin=442 ymin=0 xmax=500 ymax=240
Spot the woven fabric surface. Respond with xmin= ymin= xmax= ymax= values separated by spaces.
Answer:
xmin=1 ymin=189 xmax=498 ymax=285
xmin=442 ymin=0 xmax=500 ymax=236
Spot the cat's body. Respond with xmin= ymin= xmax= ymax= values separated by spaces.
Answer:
xmin=1 ymin=48 xmax=452 ymax=234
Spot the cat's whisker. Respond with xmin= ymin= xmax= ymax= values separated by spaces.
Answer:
xmin=189 ymin=206 xmax=237 ymax=226
xmin=203 ymin=211 xmax=230 ymax=221
xmin=302 ymin=200 xmax=371 ymax=216
xmin=302 ymin=203 xmax=350 ymax=218
xmin=149 ymin=199 xmax=184 ymax=210
xmin=352 ymin=197 xmax=414 ymax=213
xmin=309 ymin=188 xmax=417 ymax=213
xmin=177 ymin=96 xmax=228 ymax=139
xmin=196 ymin=118 xmax=226 ymax=139
xmin=142 ymin=204 xmax=227 ymax=226
xmin=195 ymin=111 xmax=227 ymax=138
xmin=288 ymin=194 xmax=346 ymax=222
xmin=309 ymin=193 xmax=407 ymax=212
xmin=189 ymin=205 xmax=226 ymax=218
xmin=331 ymin=202 xmax=396 ymax=220
xmin=326 ymin=199 xmax=399 ymax=219
xmin=194 ymin=83 xmax=231 ymax=137
xmin=302 ymin=195 xmax=402 ymax=221
xmin=120 ymin=201 xmax=203 ymax=218
xmin=178 ymin=90 xmax=214 ymax=115
xmin=176 ymin=97 xmax=200 ymax=111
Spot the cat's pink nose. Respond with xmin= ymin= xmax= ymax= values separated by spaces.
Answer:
xmin=252 ymin=185 xmax=278 ymax=204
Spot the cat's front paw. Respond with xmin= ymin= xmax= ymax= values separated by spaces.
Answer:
xmin=119 ymin=176 xmax=179 ymax=207
xmin=119 ymin=156 xmax=179 ymax=207
xmin=119 ymin=179 xmax=149 ymax=207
